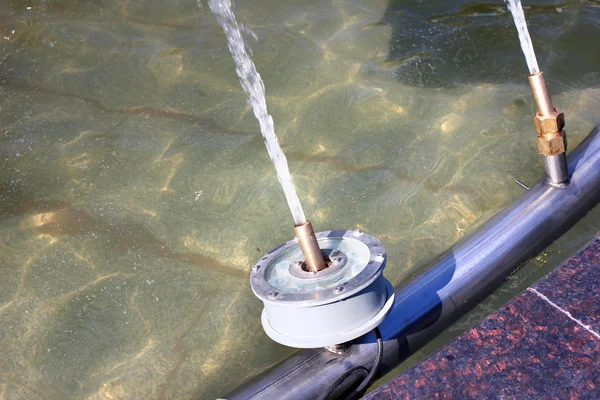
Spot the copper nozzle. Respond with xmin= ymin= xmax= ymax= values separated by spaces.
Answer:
xmin=528 ymin=71 xmax=569 ymax=184
xmin=528 ymin=72 xmax=554 ymax=117
xmin=294 ymin=220 xmax=327 ymax=272
xmin=528 ymin=71 xmax=567 ymax=157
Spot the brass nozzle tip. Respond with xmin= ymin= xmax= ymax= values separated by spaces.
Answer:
xmin=294 ymin=220 xmax=327 ymax=273
xmin=528 ymin=71 xmax=554 ymax=117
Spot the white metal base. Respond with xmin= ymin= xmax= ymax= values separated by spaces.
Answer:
xmin=260 ymin=279 xmax=395 ymax=348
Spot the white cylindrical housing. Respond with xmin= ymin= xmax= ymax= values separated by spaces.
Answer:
xmin=250 ymin=230 xmax=395 ymax=348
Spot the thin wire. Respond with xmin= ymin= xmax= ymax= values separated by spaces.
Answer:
xmin=317 ymin=327 xmax=384 ymax=400
xmin=347 ymin=327 xmax=383 ymax=400
xmin=317 ymin=368 xmax=368 ymax=400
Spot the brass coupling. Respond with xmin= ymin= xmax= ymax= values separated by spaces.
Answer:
xmin=528 ymin=71 xmax=567 ymax=157
xmin=533 ymin=108 xmax=566 ymax=156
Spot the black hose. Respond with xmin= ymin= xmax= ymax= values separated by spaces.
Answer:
xmin=317 ymin=327 xmax=384 ymax=400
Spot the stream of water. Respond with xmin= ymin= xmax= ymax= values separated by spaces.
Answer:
xmin=208 ymin=0 xmax=306 ymax=224
xmin=505 ymin=0 xmax=540 ymax=74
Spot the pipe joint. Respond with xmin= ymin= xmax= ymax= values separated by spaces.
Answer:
xmin=537 ymin=130 xmax=566 ymax=157
xmin=534 ymin=108 xmax=566 ymax=156
xmin=533 ymin=108 xmax=565 ymax=135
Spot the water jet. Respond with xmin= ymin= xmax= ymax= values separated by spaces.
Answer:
xmin=506 ymin=0 xmax=569 ymax=185
xmin=210 ymin=0 xmax=394 ymax=351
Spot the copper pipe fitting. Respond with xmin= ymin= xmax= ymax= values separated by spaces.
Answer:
xmin=528 ymin=72 xmax=566 ymax=157
xmin=294 ymin=220 xmax=327 ymax=272
xmin=528 ymin=72 xmax=554 ymax=117
xmin=533 ymin=108 xmax=566 ymax=156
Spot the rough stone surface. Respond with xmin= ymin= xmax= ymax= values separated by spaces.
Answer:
xmin=366 ymin=237 xmax=600 ymax=399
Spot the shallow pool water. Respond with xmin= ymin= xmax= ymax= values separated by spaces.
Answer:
xmin=0 ymin=0 xmax=599 ymax=399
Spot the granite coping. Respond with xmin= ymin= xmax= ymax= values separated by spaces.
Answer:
xmin=366 ymin=236 xmax=600 ymax=399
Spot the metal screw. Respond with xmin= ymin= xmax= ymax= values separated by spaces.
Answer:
xmin=268 ymin=291 xmax=279 ymax=299
xmin=334 ymin=286 xmax=344 ymax=294
xmin=325 ymin=343 xmax=349 ymax=354
xmin=252 ymin=264 xmax=261 ymax=272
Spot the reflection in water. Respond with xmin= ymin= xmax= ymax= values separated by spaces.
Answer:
xmin=0 ymin=0 xmax=599 ymax=399
xmin=29 ymin=205 xmax=247 ymax=278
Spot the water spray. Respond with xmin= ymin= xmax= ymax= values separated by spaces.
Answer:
xmin=506 ymin=0 xmax=569 ymax=185
xmin=207 ymin=0 xmax=326 ymax=272
xmin=209 ymin=0 xmax=394 ymax=349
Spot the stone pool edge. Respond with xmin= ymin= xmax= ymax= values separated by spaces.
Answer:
xmin=365 ymin=234 xmax=600 ymax=399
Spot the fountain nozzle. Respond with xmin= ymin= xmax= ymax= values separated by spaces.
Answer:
xmin=528 ymin=72 xmax=569 ymax=185
xmin=294 ymin=220 xmax=327 ymax=272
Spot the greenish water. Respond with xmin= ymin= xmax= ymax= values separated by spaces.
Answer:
xmin=0 ymin=0 xmax=599 ymax=399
